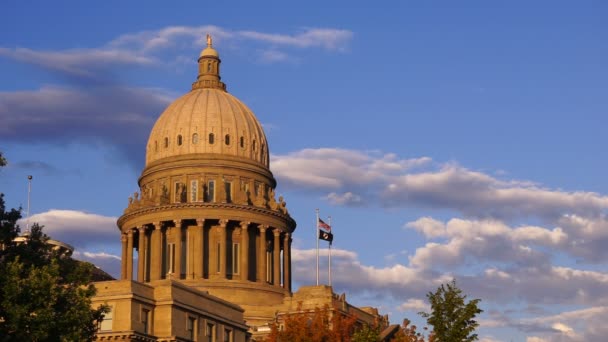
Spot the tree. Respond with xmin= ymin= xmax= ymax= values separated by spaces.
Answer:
xmin=0 ymin=152 xmax=107 ymax=341
xmin=265 ymin=303 xmax=358 ymax=342
xmin=419 ymin=280 xmax=482 ymax=342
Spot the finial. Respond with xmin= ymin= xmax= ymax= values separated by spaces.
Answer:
xmin=206 ymin=34 xmax=212 ymax=47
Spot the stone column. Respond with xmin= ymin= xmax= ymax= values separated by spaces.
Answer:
xmin=137 ymin=226 xmax=146 ymax=282
xmin=240 ymin=221 xmax=249 ymax=281
xmin=283 ymin=232 xmax=291 ymax=292
xmin=218 ymin=219 xmax=228 ymax=279
xmin=189 ymin=219 xmax=204 ymax=279
xmin=174 ymin=219 xmax=182 ymax=279
xmin=273 ymin=229 xmax=281 ymax=285
xmin=120 ymin=233 xmax=128 ymax=280
xmin=150 ymin=222 xmax=162 ymax=281
xmin=126 ymin=229 xmax=134 ymax=280
xmin=258 ymin=225 xmax=268 ymax=283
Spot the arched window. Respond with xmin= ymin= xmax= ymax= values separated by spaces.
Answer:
xmin=252 ymin=140 xmax=257 ymax=151
xmin=192 ymin=133 xmax=199 ymax=144
xmin=225 ymin=134 xmax=230 ymax=145
xmin=177 ymin=135 xmax=183 ymax=146
xmin=164 ymin=137 xmax=169 ymax=148
xmin=240 ymin=136 xmax=244 ymax=148
xmin=261 ymin=144 xmax=266 ymax=160
xmin=209 ymin=133 xmax=215 ymax=144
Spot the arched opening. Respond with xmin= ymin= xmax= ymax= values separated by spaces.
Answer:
xmin=192 ymin=133 xmax=199 ymax=144
xmin=225 ymin=134 xmax=230 ymax=145
xmin=164 ymin=137 xmax=169 ymax=148
xmin=177 ymin=135 xmax=183 ymax=146
xmin=240 ymin=136 xmax=244 ymax=148
xmin=209 ymin=133 xmax=215 ymax=144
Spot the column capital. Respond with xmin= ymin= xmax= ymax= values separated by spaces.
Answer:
xmin=240 ymin=221 xmax=250 ymax=229
xmin=259 ymin=224 xmax=268 ymax=233
xmin=273 ymin=228 xmax=281 ymax=237
xmin=219 ymin=218 xmax=229 ymax=227
xmin=196 ymin=219 xmax=205 ymax=227
xmin=173 ymin=219 xmax=182 ymax=227
xmin=121 ymin=233 xmax=128 ymax=242
xmin=136 ymin=226 xmax=145 ymax=233
xmin=127 ymin=229 xmax=134 ymax=236
xmin=152 ymin=222 xmax=163 ymax=230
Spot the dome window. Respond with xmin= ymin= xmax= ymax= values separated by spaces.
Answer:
xmin=240 ymin=136 xmax=244 ymax=148
xmin=164 ymin=137 xmax=169 ymax=148
xmin=192 ymin=133 xmax=199 ymax=144
xmin=209 ymin=133 xmax=215 ymax=144
xmin=225 ymin=134 xmax=231 ymax=145
xmin=252 ymin=140 xmax=257 ymax=151
xmin=177 ymin=135 xmax=183 ymax=146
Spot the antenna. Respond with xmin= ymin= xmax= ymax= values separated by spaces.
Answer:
xmin=26 ymin=175 xmax=32 ymax=233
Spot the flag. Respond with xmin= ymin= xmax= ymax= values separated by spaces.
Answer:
xmin=318 ymin=218 xmax=331 ymax=231
xmin=318 ymin=230 xmax=333 ymax=244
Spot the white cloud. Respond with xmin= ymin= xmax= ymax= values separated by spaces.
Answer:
xmin=271 ymin=148 xmax=608 ymax=222
xmin=22 ymin=209 xmax=119 ymax=249
xmin=0 ymin=25 xmax=354 ymax=75
xmin=398 ymin=298 xmax=429 ymax=312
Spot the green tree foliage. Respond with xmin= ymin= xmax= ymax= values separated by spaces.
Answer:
xmin=419 ymin=280 xmax=482 ymax=342
xmin=351 ymin=322 xmax=381 ymax=342
xmin=0 ymin=153 xmax=107 ymax=341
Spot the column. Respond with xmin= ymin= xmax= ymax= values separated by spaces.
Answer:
xmin=120 ymin=233 xmax=127 ymax=280
xmin=150 ymin=222 xmax=162 ymax=281
xmin=283 ymin=232 xmax=292 ymax=292
xmin=240 ymin=222 xmax=249 ymax=282
xmin=126 ymin=229 xmax=134 ymax=280
xmin=258 ymin=225 xmax=268 ymax=283
xmin=218 ymin=219 xmax=228 ymax=279
xmin=273 ymin=229 xmax=281 ymax=286
xmin=137 ymin=226 xmax=146 ymax=282
xmin=189 ymin=219 xmax=204 ymax=279
xmin=174 ymin=220 xmax=182 ymax=279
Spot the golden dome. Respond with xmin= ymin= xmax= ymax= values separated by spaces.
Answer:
xmin=146 ymin=88 xmax=268 ymax=166
xmin=145 ymin=35 xmax=269 ymax=167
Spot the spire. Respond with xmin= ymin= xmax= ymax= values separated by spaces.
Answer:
xmin=192 ymin=34 xmax=226 ymax=91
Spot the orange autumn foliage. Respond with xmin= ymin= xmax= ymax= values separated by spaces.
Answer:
xmin=264 ymin=303 xmax=359 ymax=342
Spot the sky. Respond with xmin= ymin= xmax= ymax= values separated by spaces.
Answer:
xmin=1 ymin=1 xmax=607 ymax=341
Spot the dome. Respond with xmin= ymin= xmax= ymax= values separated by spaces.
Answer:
xmin=145 ymin=34 xmax=269 ymax=167
xmin=146 ymin=88 xmax=269 ymax=166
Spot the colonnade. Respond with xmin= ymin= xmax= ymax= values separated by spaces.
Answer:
xmin=120 ymin=219 xmax=292 ymax=292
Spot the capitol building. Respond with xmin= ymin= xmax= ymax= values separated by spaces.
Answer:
xmin=91 ymin=36 xmax=386 ymax=342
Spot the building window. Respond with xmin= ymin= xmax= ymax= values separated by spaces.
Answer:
xmin=225 ymin=181 xmax=232 ymax=203
xmin=164 ymin=137 xmax=169 ymax=148
xmin=177 ymin=135 xmax=183 ymax=146
xmin=190 ymin=180 xmax=198 ymax=202
xmin=224 ymin=329 xmax=232 ymax=342
xmin=225 ymin=134 xmax=230 ymax=145
xmin=209 ymin=133 xmax=215 ymax=144
xmin=187 ymin=316 xmax=197 ymax=341
xmin=99 ymin=306 xmax=113 ymax=331
xmin=205 ymin=180 xmax=215 ymax=202
xmin=240 ymin=136 xmax=244 ymax=148
xmin=142 ymin=308 xmax=150 ymax=335
xmin=232 ymin=243 xmax=240 ymax=275
xmin=175 ymin=182 xmax=186 ymax=203
xmin=207 ymin=62 xmax=211 ymax=72
xmin=206 ymin=323 xmax=215 ymax=342
xmin=252 ymin=140 xmax=257 ymax=151
xmin=192 ymin=133 xmax=199 ymax=144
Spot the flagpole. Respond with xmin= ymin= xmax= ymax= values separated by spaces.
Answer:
xmin=316 ymin=208 xmax=319 ymax=286
xmin=26 ymin=175 xmax=32 ymax=233
xmin=328 ymin=215 xmax=332 ymax=287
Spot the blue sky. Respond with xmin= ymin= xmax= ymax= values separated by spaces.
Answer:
xmin=1 ymin=1 xmax=607 ymax=341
